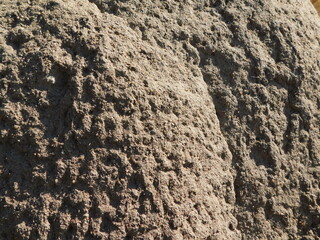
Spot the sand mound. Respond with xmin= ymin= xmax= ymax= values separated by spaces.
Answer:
xmin=1 ymin=0 xmax=320 ymax=239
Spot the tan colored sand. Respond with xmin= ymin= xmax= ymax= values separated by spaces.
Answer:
xmin=1 ymin=0 xmax=320 ymax=239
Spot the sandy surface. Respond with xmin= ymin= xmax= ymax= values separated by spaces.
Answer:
xmin=1 ymin=0 xmax=320 ymax=239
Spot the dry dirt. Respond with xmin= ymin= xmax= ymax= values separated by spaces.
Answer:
xmin=1 ymin=0 xmax=320 ymax=239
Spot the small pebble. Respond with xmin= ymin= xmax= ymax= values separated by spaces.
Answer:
xmin=46 ymin=76 xmax=56 ymax=84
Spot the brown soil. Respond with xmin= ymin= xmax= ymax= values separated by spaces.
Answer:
xmin=1 ymin=0 xmax=320 ymax=239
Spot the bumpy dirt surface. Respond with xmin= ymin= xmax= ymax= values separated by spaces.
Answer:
xmin=1 ymin=0 xmax=320 ymax=239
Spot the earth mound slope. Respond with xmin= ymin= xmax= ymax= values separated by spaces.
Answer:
xmin=0 ymin=1 xmax=237 ymax=239
xmin=1 ymin=0 xmax=320 ymax=239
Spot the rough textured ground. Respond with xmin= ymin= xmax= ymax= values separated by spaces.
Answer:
xmin=1 ymin=0 xmax=320 ymax=239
